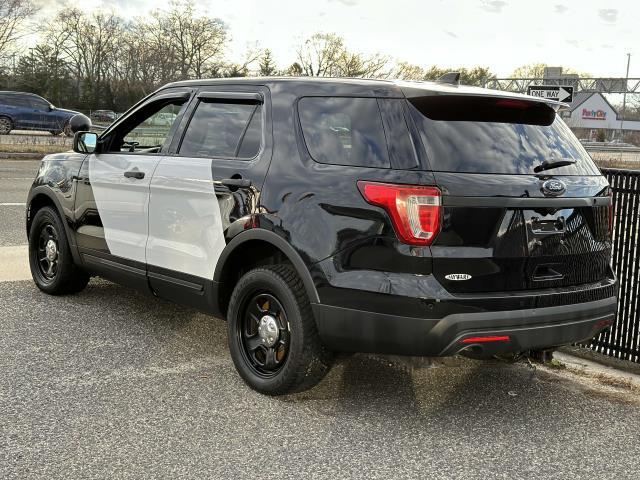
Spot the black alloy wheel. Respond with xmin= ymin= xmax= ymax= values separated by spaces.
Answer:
xmin=28 ymin=206 xmax=89 ymax=295
xmin=226 ymin=265 xmax=333 ymax=395
xmin=35 ymin=222 xmax=60 ymax=283
xmin=237 ymin=292 xmax=291 ymax=377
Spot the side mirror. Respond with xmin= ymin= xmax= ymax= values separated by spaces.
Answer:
xmin=73 ymin=131 xmax=98 ymax=154
xmin=69 ymin=113 xmax=92 ymax=133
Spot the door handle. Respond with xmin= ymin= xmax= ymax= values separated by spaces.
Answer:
xmin=124 ymin=170 xmax=145 ymax=180
xmin=218 ymin=178 xmax=251 ymax=188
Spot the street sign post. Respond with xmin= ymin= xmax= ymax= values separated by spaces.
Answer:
xmin=526 ymin=85 xmax=574 ymax=103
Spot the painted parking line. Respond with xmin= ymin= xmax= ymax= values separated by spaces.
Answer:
xmin=0 ymin=203 xmax=26 ymax=206
xmin=0 ymin=245 xmax=31 ymax=282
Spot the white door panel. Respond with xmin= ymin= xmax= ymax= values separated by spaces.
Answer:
xmin=147 ymin=156 xmax=226 ymax=279
xmin=88 ymin=153 xmax=161 ymax=262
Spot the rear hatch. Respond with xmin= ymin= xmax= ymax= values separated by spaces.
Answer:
xmin=405 ymin=92 xmax=613 ymax=294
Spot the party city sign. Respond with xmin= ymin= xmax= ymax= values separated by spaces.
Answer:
xmin=582 ymin=108 xmax=607 ymax=120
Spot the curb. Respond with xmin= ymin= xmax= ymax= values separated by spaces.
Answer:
xmin=0 ymin=152 xmax=45 ymax=160
xmin=549 ymin=351 xmax=640 ymax=393
xmin=558 ymin=345 xmax=640 ymax=375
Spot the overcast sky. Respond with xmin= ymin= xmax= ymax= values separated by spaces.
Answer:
xmin=35 ymin=0 xmax=640 ymax=78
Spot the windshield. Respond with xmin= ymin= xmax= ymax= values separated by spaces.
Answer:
xmin=408 ymin=96 xmax=600 ymax=175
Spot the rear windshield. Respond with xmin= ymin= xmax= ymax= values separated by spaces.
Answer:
xmin=408 ymin=95 xmax=600 ymax=175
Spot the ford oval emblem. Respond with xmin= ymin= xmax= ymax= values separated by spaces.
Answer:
xmin=445 ymin=274 xmax=472 ymax=281
xmin=542 ymin=179 xmax=566 ymax=196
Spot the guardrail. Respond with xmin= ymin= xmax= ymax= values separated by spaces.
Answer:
xmin=589 ymin=168 xmax=640 ymax=363
xmin=584 ymin=144 xmax=640 ymax=153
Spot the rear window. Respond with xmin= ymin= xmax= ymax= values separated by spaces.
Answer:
xmin=408 ymin=95 xmax=600 ymax=175
xmin=298 ymin=97 xmax=390 ymax=168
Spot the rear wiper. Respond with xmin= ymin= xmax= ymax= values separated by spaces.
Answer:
xmin=533 ymin=159 xmax=576 ymax=173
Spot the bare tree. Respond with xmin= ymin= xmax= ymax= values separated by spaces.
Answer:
xmin=296 ymin=33 xmax=389 ymax=78
xmin=152 ymin=0 xmax=227 ymax=80
xmin=296 ymin=33 xmax=345 ymax=76
xmin=391 ymin=63 xmax=495 ymax=86
xmin=0 ymin=0 xmax=37 ymax=59
xmin=45 ymin=9 xmax=125 ymax=108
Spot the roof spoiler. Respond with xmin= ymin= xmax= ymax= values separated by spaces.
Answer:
xmin=436 ymin=72 xmax=460 ymax=86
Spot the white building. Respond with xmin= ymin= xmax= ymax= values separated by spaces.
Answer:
xmin=562 ymin=92 xmax=640 ymax=141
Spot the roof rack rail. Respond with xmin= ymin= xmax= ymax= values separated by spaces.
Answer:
xmin=436 ymin=72 xmax=461 ymax=86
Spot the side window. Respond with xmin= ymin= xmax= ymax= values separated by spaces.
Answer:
xmin=106 ymin=97 xmax=188 ymax=154
xmin=179 ymin=100 xmax=262 ymax=159
xmin=123 ymin=103 xmax=183 ymax=150
xmin=8 ymin=96 xmax=31 ymax=108
xmin=30 ymin=98 xmax=50 ymax=110
xmin=298 ymin=97 xmax=390 ymax=168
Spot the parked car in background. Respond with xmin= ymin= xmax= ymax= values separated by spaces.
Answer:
xmin=0 ymin=91 xmax=81 ymax=136
xmin=148 ymin=111 xmax=177 ymax=127
xmin=90 ymin=110 xmax=116 ymax=124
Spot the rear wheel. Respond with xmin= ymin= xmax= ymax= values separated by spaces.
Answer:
xmin=227 ymin=265 xmax=332 ymax=395
xmin=63 ymin=122 xmax=73 ymax=137
xmin=0 ymin=116 xmax=12 ymax=135
xmin=28 ymin=206 xmax=89 ymax=295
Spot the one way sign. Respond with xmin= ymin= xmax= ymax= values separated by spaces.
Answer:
xmin=526 ymin=85 xmax=573 ymax=103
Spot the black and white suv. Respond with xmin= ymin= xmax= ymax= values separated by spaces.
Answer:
xmin=26 ymin=77 xmax=617 ymax=395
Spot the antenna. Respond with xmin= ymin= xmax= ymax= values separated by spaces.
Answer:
xmin=436 ymin=72 xmax=461 ymax=86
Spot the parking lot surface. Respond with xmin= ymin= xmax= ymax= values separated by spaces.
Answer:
xmin=1 ymin=159 xmax=639 ymax=479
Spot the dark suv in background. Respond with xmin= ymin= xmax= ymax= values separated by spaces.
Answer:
xmin=0 ymin=91 xmax=80 ymax=136
xmin=25 ymin=77 xmax=617 ymax=395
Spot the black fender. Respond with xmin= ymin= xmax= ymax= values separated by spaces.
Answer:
xmin=214 ymin=228 xmax=320 ymax=304
xmin=26 ymin=186 xmax=82 ymax=265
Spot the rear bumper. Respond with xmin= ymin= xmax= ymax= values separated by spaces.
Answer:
xmin=312 ymin=296 xmax=617 ymax=357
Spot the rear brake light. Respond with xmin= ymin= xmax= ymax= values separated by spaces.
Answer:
xmin=494 ymin=99 xmax=532 ymax=109
xmin=459 ymin=335 xmax=510 ymax=345
xmin=357 ymin=181 xmax=441 ymax=246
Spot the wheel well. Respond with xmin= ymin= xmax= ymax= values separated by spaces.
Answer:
xmin=0 ymin=115 xmax=13 ymax=125
xmin=217 ymin=240 xmax=294 ymax=317
xmin=26 ymin=194 xmax=56 ymax=235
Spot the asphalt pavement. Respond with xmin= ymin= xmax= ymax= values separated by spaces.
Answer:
xmin=1 ymin=158 xmax=639 ymax=479
xmin=0 ymin=160 xmax=37 ymax=246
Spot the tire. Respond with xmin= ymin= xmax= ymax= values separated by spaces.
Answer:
xmin=0 ymin=116 xmax=13 ymax=135
xmin=227 ymin=264 xmax=333 ymax=395
xmin=63 ymin=121 xmax=73 ymax=137
xmin=28 ymin=206 xmax=89 ymax=295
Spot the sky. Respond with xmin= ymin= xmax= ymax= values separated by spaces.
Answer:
xmin=34 ymin=0 xmax=640 ymax=78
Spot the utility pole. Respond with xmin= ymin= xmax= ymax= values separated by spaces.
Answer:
xmin=620 ymin=53 xmax=631 ymax=141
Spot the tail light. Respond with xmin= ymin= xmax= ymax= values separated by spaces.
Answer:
xmin=357 ymin=181 xmax=442 ymax=246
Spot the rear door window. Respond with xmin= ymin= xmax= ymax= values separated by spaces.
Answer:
xmin=179 ymin=101 xmax=262 ymax=159
xmin=298 ymin=97 xmax=390 ymax=168
xmin=408 ymin=95 xmax=600 ymax=175
xmin=3 ymin=96 xmax=30 ymax=108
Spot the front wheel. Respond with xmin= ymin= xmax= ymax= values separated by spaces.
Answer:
xmin=28 ymin=206 xmax=89 ymax=295
xmin=227 ymin=265 xmax=332 ymax=395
